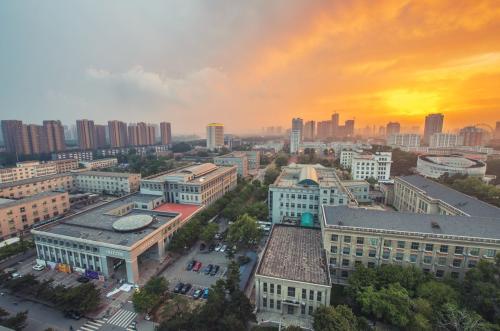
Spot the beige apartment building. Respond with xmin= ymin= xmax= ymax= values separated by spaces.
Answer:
xmin=255 ymin=225 xmax=331 ymax=330
xmin=54 ymin=159 xmax=79 ymax=173
xmin=74 ymin=171 xmax=141 ymax=196
xmin=0 ymin=159 xmax=78 ymax=184
xmin=79 ymin=158 xmax=118 ymax=170
xmin=0 ymin=191 xmax=69 ymax=241
xmin=0 ymin=174 xmax=75 ymax=199
xmin=321 ymin=205 xmax=500 ymax=283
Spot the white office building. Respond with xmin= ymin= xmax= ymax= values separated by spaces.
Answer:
xmin=416 ymin=154 xmax=487 ymax=179
xmin=290 ymin=130 xmax=301 ymax=154
xmin=388 ymin=134 xmax=421 ymax=147
xmin=206 ymin=123 xmax=224 ymax=151
xmin=429 ymin=133 xmax=459 ymax=148
xmin=340 ymin=150 xmax=392 ymax=182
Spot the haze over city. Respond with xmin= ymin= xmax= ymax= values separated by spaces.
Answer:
xmin=1 ymin=1 xmax=500 ymax=134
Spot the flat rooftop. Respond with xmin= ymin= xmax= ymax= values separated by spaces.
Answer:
xmin=153 ymin=203 xmax=203 ymax=222
xmin=0 ymin=191 xmax=65 ymax=209
xmin=323 ymin=205 xmax=500 ymax=240
xmin=272 ymin=163 xmax=348 ymax=190
xmin=398 ymin=175 xmax=500 ymax=218
xmin=33 ymin=194 xmax=179 ymax=247
xmin=257 ymin=225 xmax=330 ymax=285
xmin=145 ymin=163 xmax=234 ymax=184
xmin=76 ymin=170 xmax=137 ymax=178
xmin=0 ymin=173 xmax=72 ymax=189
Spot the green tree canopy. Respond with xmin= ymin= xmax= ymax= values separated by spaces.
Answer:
xmin=313 ymin=305 xmax=358 ymax=331
xmin=226 ymin=213 xmax=262 ymax=250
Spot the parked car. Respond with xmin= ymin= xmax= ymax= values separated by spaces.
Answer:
xmin=144 ymin=314 xmax=151 ymax=321
xmin=220 ymin=245 xmax=227 ymax=253
xmin=11 ymin=272 xmax=22 ymax=279
xmin=173 ymin=282 xmax=184 ymax=293
xmin=215 ymin=243 xmax=222 ymax=252
xmin=214 ymin=233 xmax=222 ymax=240
xmin=129 ymin=321 xmax=137 ymax=330
xmin=186 ymin=260 xmax=196 ymax=271
xmin=202 ymin=288 xmax=209 ymax=299
xmin=199 ymin=243 xmax=206 ymax=251
xmin=203 ymin=264 xmax=213 ymax=275
xmin=32 ymin=264 xmax=45 ymax=271
xmin=210 ymin=265 xmax=220 ymax=276
xmin=64 ymin=310 xmax=81 ymax=320
xmin=192 ymin=261 xmax=202 ymax=272
xmin=208 ymin=243 xmax=216 ymax=252
xmin=193 ymin=289 xmax=203 ymax=299
xmin=77 ymin=276 xmax=90 ymax=283
xmin=181 ymin=283 xmax=192 ymax=294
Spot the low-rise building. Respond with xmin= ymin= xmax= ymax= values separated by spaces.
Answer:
xmin=54 ymin=159 xmax=79 ymax=173
xmin=0 ymin=159 xmax=79 ymax=184
xmin=31 ymin=194 xmax=203 ymax=283
xmin=80 ymin=158 xmax=118 ymax=170
xmin=140 ymin=163 xmax=238 ymax=206
xmin=430 ymin=133 xmax=458 ymax=148
xmin=416 ymin=154 xmax=487 ymax=179
xmin=74 ymin=171 xmax=141 ymax=196
xmin=268 ymin=163 xmax=369 ymax=224
xmin=0 ymin=174 xmax=75 ymax=199
xmin=388 ymin=133 xmax=421 ymax=147
xmin=0 ymin=191 xmax=69 ymax=241
xmin=340 ymin=150 xmax=392 ymax=182
xmin=243 ymin=150 xmax=260 ymax=170
xmin=393 ymin=175 xmax=500 ymax=217
xmin=214 ymin=152 xmax=249 ymax=177
xmin=321 ymin=205 xmax=500 ymax=283
xmin=255 ymin=224 xmax=331 ymax=329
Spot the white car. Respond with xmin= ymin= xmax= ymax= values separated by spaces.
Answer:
xmin=220 ymin=245 xmax=227 ymax=253
xmin=32 ymin=264 xmax=45 ymax=271
xmin=215 ymin=244 xmax=222 ymax=252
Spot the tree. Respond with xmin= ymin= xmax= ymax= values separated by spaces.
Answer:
xmin=436 ymin=304 xmax=489 ymax=331
xmin=59 ymin=283 xmax=101 ymax=314
xmin=264 ymin=166 xmax=280 ymax=185
xmin=416 ymin=280 xmax=459 ymax=311
xmin=171 ymin=142 xmax=192 ymax=153
xmin=313 ymin=305 xmax=358 ymax=331
xmin=390 ymin=148 xmax=417 ymax=176
xmin=226 ymin=214 xmax=262 ymax=250
xmin=133 ymin=277 xmax=168 ymax=314
xmin=282 ymin=326 xmax=302 ymax=331
xmin=200 ymin=222 xmax=218 ymax=243
xmin=0 ymin=308 xmax=28 ymax=331
xmin=274 ymin=154 xmax=289 ymax=168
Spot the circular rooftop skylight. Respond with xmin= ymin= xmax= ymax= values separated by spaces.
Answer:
xmin=112 ymin=214 xmax=154 ymax=232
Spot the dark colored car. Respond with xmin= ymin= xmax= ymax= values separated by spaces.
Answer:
xmin=77 ymin=276 xmax=90 ymax=283
xmin=204 ymin=264 xmax=213 ymax=275
xmin=210 ymin=265 xmax=220 ymax=276
xmin=199 ymin=243 xmax=206 ymax=251
xmin=173 ymin=282 xmax=184 ymax=293
xmin=181 ymin=283 xmax=192 ymax=294
xmin=64 ymin=310 xmax=82 ymax=320
xmin=202 ymin=288 xmax=209 ymax=299
xmin=208 ymin=243 xmax=216 ymax=252
xmin=186 ymin=260 xmax=196 ymax=271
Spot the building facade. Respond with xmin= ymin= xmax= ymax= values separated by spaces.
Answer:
xmin=303 ymin=121 xmax=316 ymax=141
xmin=80 ymin=158 xmax=118 ymax=170
xmin=322 ymin=205 xmax=500 ymax=283
xmin=160 ymin=122 xmax=172 ymax=145
xmin=76 ymin=119 xmax=96 ymax=150
xmin=386 ymin=122 xmax=401 ymax=136
xmin=0 ymin=174 xmax=75 ymax=199
xmin=423 ymin=113 xmax=444 ymax=144
xmin=214 ymin=152 xmax=249 ymax=177
xmin=140 ymin=163 xmax=237 ymax=206
xmin=430 ymin=133 xmax=458 ymax=148
xmin=459 ymin=126 xmax=486 ymax=147
xmin=108 ymin=120 xmax=128 ymax=148
xmin=340 ymin=150 xmax=392 ymax=182
xmin=206 ymin=123 xmax=224 ymax=150
xmin=268 ymin=163 xmax=369 ymax=224
xmin=74 ymin=171 xmax=141 ymax=196
xmin=255 ymin=225 xmax=331 ymax=329
xmin=0 ymin=191 xmax=69 ymax=241
xmin=388 ymin=133 xmax=421 ymax=147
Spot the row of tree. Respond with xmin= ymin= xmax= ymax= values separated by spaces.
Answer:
xmin=0 ymin=308 xmax=28 ymax=331
xmin=1 ymin=274 xmax=101 ymax=314
xmin=132 ymin=276 xmax=169 ymax=314
xmin=0 ymin=238 xmax=34 ymax=262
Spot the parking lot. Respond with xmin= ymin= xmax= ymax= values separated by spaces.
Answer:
xmin=161 ymin=241 xmax=230 ymax=297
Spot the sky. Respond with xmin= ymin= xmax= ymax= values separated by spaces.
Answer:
xmin=1 ymin=0 xmax=500 ymax=135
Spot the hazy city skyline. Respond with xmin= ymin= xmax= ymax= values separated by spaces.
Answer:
xmin=1 ymin=1 xmax=500 ymax=135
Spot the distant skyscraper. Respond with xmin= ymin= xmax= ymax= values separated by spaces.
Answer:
xmin=76 ymin=119 xmax=96 ymax=150
xmin=1 ymin=120 xmax=30 ymax=154
xmin=95 ymin=125 xmax=107 ymax=148
xmin=26 ymin=124 xmax=43 ymax=154
xmin=207 ymin=123 xmax=224 ymax=150
xmin=317 ymin=121 xmax=332 ymax=140
xmin=495 ymin=121 xmax=500 ymax=139
xmin=386 ymin=122 xmax=401 ymax=136
xmin=147 ymin=124 xmax=156 ymax=145
xmin=331 ymin=113 xmax=339 ymax=137
xmin=291 ymin=118 xmax=304 ymax=142
xmin=128 ymin=124 xmax=139 ymax=146
xmin=459 ymin=126 xmax=485 ymax=147
xmin=108 ymin=120 xmax=128 ymax=147
xmin=344 ymin=120 xmax=355 ymax=137
xmin=43 ymin=120 xmax=66 ymax=152
xmin=423 ymin=113 xmax=444 ymax=144
xmin=303 ymin=121 xmax=316 ymax=141
xmin=160 ymin=122 xmax=172 ymax=145
xmin=290 ymin=130 xmax=301 ymax=154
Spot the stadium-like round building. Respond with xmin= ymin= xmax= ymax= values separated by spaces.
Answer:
xmin=416 ymin=154 xmax=487 ymax=179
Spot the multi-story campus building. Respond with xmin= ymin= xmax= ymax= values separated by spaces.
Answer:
xmin=268 ymin=164 xmax=369 ymax=224
xmin=430 ymin=133 xmax=458 ymax=148
xmin=244 ymin=150 xmax=261 ymax=170
xmin=416 ymin=154 xmax=487 ymax=179
xmin=387 ymin=133 xmax=421 ymax=147
xmin=0 ymin=174 xmax=75 ymax=199
xmin=74 ymin=171 xmax=141 ymax=196
xmin=140 ymin=163 xmax=237 ymax=206
xmin=393 ymin=175 xmax=500 ymax=217
xmin=31 ymin=193 xmax=202 ymax=283
xmin=0 ymin=191 xmax=69 ymax=241
xmin=214 ymin=152 xmax=249 ymax=177
xmin=340 ymin=150 xmax=392 ymax=182
xmin=80 ymin=158 xmax=118 ymax=170
xmin=206 ymin=123 xmax=224 ymax=150
xmin=255 ymin=225 xmax=331 ymax=329
xmin=321 ymin=205 xmax=500 ymax=283
xmin=0 ymin=160 xmax=78 ymax=184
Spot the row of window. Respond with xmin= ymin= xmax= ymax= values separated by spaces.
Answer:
xmin=262 ymin=298 xmax=315 ymax=315
xmin=262 ymin=282 xmax=323 ymax=302
xmin=35 ymin=237 xmax=99 ymax=252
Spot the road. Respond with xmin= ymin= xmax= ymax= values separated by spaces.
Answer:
xmin=0 ymin=292 xmax=88 ymax=331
